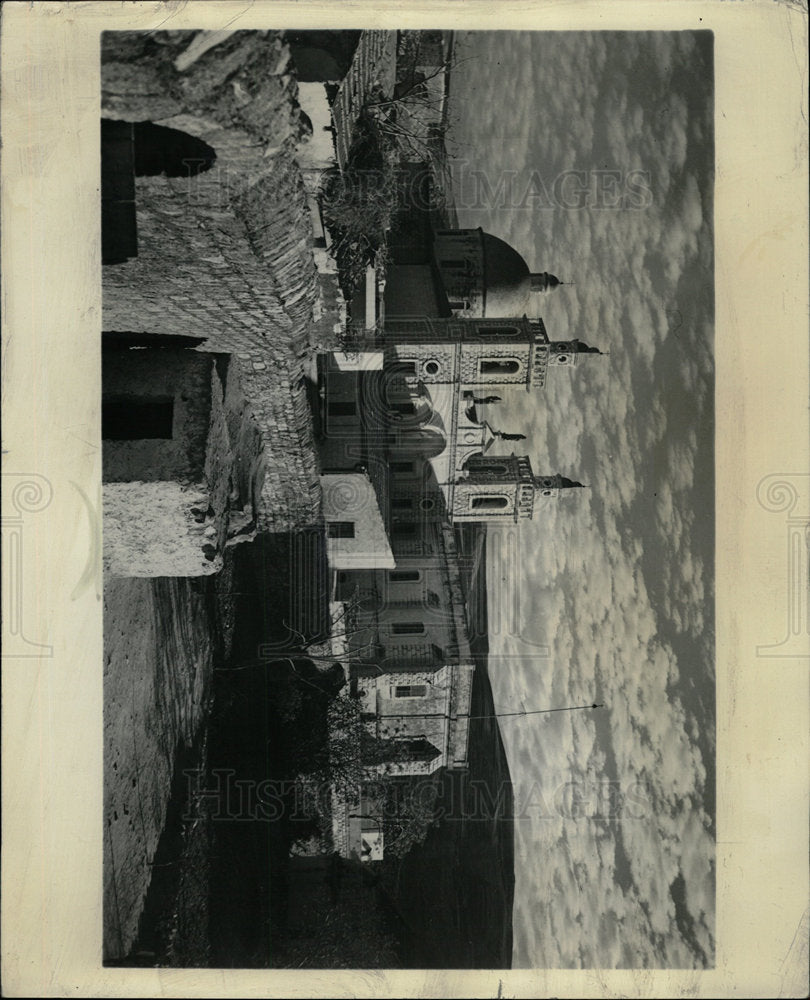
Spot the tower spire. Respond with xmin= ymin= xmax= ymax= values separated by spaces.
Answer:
xmin=533 ymin=472 xmax=587 ymax=497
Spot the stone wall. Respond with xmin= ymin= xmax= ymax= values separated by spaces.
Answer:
xmin=330 ymin=787 xmax=351 ymax=857
xmin=101 ymin=30 xmax=330 ymax=531
xmin=102 ymin=349 xmax=213 ymax=484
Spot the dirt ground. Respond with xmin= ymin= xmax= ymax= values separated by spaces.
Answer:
xmin=103 ymin=574 xmax=215 ymax=962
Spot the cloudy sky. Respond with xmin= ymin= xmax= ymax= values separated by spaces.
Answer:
xmin=447 ymin=31 xmax=715 ymax=968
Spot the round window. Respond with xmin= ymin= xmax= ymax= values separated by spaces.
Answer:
xmin=419 ymin=497 xmax=435 ymax=512
xmin=423 ymin=359 xmax=441 ymax=377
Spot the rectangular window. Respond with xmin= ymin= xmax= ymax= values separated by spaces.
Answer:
xmin=391 ymin=622 xmax=425 ymax=635
xmin=442 ymin=259 xmax=466 ymax=269
xmin=393 ymin=522 xmax=418 ymax=536
xmin=391 ymin=497 xmax=413 ymax=510
xmin=393 ymin=361 xmax=417 ymax=376
xmin=390 ymin=401 xmax=416 ymax=416
xmin=394 ymin=685 xmax=427 ymax=699
xmin=102 ymin=395 xmax=173 ymax=440
xmin=328 ymin=521 xmax=355 ymax=538
xmin=101 ymin=120 xmax=137 ymax=265
xmin=388 ymin=570 xmax=420 ymax=583
xmin=390 ymin=461 xmax=414 ymax=474
xmin=328 ymin=400 xmax=356 ymax=417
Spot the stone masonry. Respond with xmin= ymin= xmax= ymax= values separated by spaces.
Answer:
xmin=102 ymin=30 xmax=331 ymax=531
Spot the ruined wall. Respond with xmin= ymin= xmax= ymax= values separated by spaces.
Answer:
xmin=102 ymin=349 xmax=213 ymax=484
xmin=237 ymin=364 xmax=322 ymax=532
xmin=101 ymin=30 xmax=328 ymax=530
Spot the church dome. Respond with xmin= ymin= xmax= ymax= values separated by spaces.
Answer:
xmin=482 ymin=234 xmax=530 ymax=288
xmin=481 ymin=233 xmax=559 ymax=318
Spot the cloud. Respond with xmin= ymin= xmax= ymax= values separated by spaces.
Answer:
xmin=452 ymin=29 xmax=715 ymax=969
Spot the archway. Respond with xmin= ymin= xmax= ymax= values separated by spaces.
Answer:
xmin=131 ymin=122 xmax=216 ymax=178
xmin=101 ymin=119 xmax=216 ymax=264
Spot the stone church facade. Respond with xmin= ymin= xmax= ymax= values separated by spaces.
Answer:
xmin=318 ymin=161 xmax=603 ymax=784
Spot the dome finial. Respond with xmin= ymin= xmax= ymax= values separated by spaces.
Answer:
xmin=529 ymin=272 xmax=562 ymax=294
xmin=576 ymin=341 xmax=604 ymax=355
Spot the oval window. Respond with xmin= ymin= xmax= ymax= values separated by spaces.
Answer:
xmin=556 ymin=355 xmax=569 ymax=364
xmin=424 ymin=360 xmax=440 ymax=376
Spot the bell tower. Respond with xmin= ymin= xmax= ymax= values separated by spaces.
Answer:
xmin=530 ymin=333 xmax=604 ymax=387
xmin=547 ymin=339 xmax=603 ymax=367
xmin=451 ymin=454 xmax=585 ymax=522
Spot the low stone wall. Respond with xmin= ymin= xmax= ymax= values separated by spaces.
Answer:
xmin=330 ymin=787 xmax=350 ymax=857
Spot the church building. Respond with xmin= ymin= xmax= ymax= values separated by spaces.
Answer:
xmin=316 ymin=202 xmax=603 ymax=782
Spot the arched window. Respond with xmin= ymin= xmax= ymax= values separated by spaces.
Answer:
xmin=479 ymin=359 xmax=520 ymax=376
xmin=470 ymin=495 xmax=510 ymax=511
xmin=466 ymin=457 xmax=509 ymax=478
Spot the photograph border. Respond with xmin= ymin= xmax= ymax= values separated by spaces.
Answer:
xmin=2 ymin=1 xmax=808 ymax=996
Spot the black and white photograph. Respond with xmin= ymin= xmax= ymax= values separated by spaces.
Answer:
xmin=1 ymin=3 xmax=808 ymax=997
xmin=99 ymin=27 xmax=715 ymax=970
